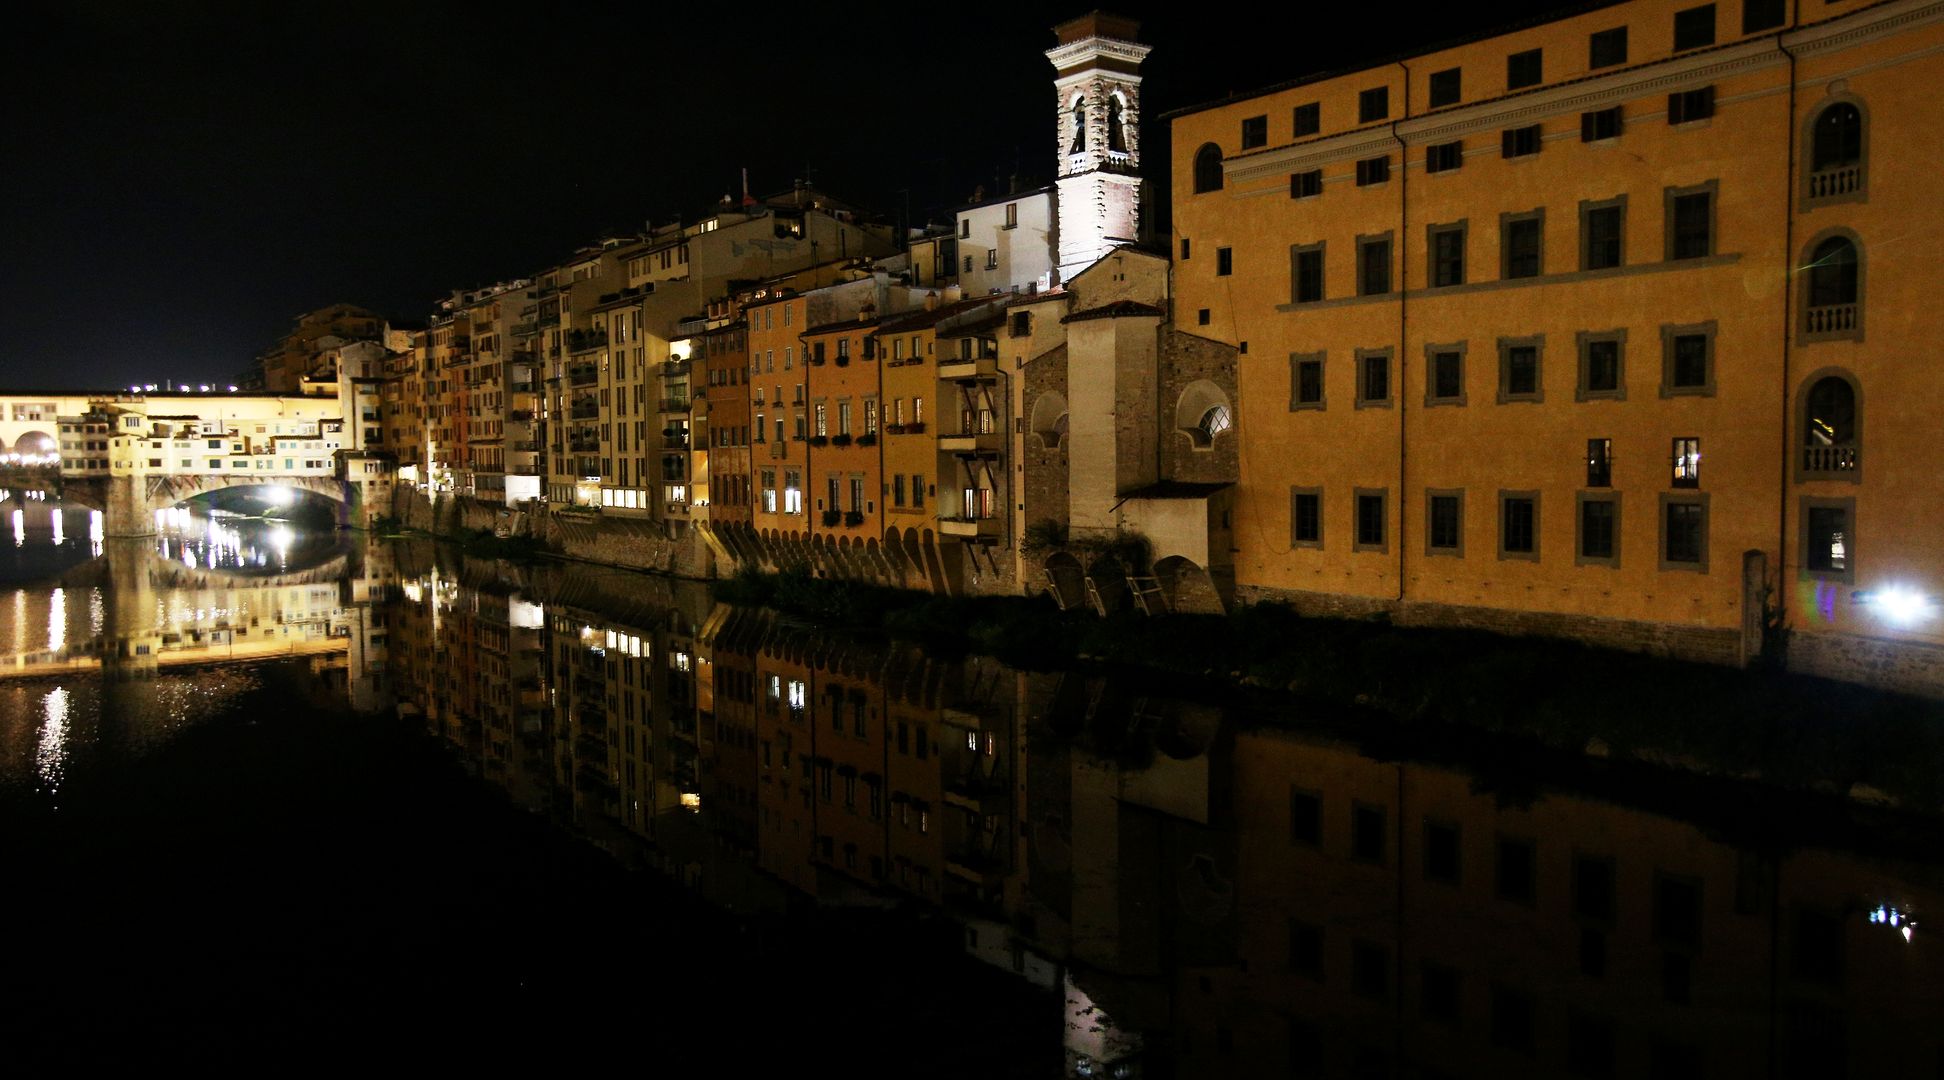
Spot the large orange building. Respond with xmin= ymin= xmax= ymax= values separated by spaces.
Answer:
xmin=1168 ymin=0 xmax=1944 ymax=693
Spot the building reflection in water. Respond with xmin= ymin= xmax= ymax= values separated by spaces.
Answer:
xmin=373 ymin=549 xmax=1944 ymax=1079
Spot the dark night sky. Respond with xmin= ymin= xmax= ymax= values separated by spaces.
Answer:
xmin=3 ymin=1 xmax=1570 ymax=389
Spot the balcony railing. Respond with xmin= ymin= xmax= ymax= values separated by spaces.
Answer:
xmin=568 ymin=330 xmax=608 ymax=353
xmin=1805 ymin=303 xmax=1857 ymax=336
xmin=1809 ymin=164 xmax=1862 ymax=200
xmin=568 ymin=364 xmax=599 ymax=387
xmin=569 ymin=402 xmax=600 ymax=420
xmin=659 ymin=397 xmax=691 ymax=413
xmin=1803 ymin=443 xmax=1859 ymax=475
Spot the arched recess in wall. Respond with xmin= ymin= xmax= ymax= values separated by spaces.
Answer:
xmin=1192 ymin=144 xmax=1223 ymax=194
xmin=1069 ymin=93 xmax=1088 ymax=155
xmin=1030 ymin=392 xmax=1069 ymax=449
xmin=1796 ymin=367 xmax=1862 ymax=481
xmin=1173 ymin=380 xmax=1233 ymax=450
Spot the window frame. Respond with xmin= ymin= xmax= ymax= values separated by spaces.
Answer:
xmin=1799 ymin=495 xmax=1856 ymax=583
xmin=1744 ymin=0 xmax=1786 ymax=32
xmin=1663 ymin=180 xmax=1718 ymax=261
xmin=1500 ymin=208 xmax=1545 ymax=280
xmin=1240 ymin=114 xmax=1268 ymax=150
xmin=1658 ymin=492 xmax=1710 ymax=573
xmin=1426 ymin=488 xmax=1465 ymax=557
xmin=1795 ymin=367 xmax=1863 ymax=483
xmin=1428 ymin=67 xmax=1462 ymax=108
xmin=1589 ymin=26 xmax=1629 ymax=69
xmin=1424 ymin=341 xmax=1468 ymax=407
xmin=1579 ymin=195 xmax=1627 ymax=271
xmin=1289 ymin=241 xmax=1326 ymax=303
xmin=1797 ymin=227 xmax=1865 ymax=343
xmin=1659 ymin=320 xmax=1717 ymax=397
xmin=1216 ymin=247 xmax=1233 ymax=277
xmin=1498 ymin=490 xmax=1541 ymax=562
xmin=1192 ymin=143 xmax=1224 ymax=193
xmin=1290 ymin=486 xmax=1324 ymax=548
xmin=1575 ymin=329 xmax=1628 ymax=401
xmin=1292 ymin=102 xmax=1321 ymax=138
xmin=1355 ymin=155 xmax=1391 ymax=186
xmin=1425 ymin=140 xmax=1463 ymax=173
xmin=1353 ymin=488 xmax=1388 ymax=553
xmin=1358 ymin=85 xmax=1390 ymax=124
xmin=1674 ymin=4 xmax=1717 ymax=50
xmin=1581 ymin=106 xmax=1623 ymax=143
xmin=1668 ymin=85 xmax=1716 ymax=125
xmin=1355 ymin=347 xmax=1393 ymax=409
xmin=1289 ymin=351 xmax=1326 ymax=411
xmin=1576 ymin=491 xmax=1622 ymax=568
xmin=1507 ymin=48 xmax=1543 ymax=90
xmin=1427 ymin=219 xmax=1467 ymax=288
xmin=1356 ymin=231 xmax=1394 ymax=297
xmin=1802 ymin=95 xmax=1869 ymax=206
xmin=1502 ymin=124 xmax=1542 ymax=158
xmin=1289 ymin=169 xmax=1323 ymax=199
xmin=1497 ymin=334 xmax=1546 ymax=404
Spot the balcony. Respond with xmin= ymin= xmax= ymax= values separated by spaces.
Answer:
xmin=659 ymin=397 xmax=691 ymax=413
xmin=661 ymin=429 xmax=690 ymax=449
xmin=1805 ymin=303 xmax=1857 ymax=336
xmin=568 ymin=329 xmax=608 ymax=353
xmin=1802 ymin=443 xmax=1859 ymax=476
xmin=569 ymin=401 xmax=600 ymax=421
xmin=1809 ymin=164 xmax=1862 ymax=201
xmin=568 ymin=364 xmax=599 ymax=387
xmin=939 ymin=515 xmax=1000 ymax=538
xmin=938 ymin=427 xmax=1002 ymax=455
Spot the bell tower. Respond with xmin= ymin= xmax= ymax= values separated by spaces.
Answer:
xmin=1047 ymin=12 xmax=1150 ymax=284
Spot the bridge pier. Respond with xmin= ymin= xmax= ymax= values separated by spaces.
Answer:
xmin=102 ymin=475 xmax=156 ymax=537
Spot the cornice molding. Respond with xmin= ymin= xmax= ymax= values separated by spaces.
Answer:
xmin=1045 ymin=37 xmax=1152 ymax=72
xmin=1786 ymin=0 xmax=1944 ymax=56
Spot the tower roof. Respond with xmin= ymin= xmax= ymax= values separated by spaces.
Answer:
xmin=1052 ymin=11 xmax=1141 ymax=46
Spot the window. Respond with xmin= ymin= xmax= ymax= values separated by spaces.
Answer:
xmin=1289 ymin=169 xmax=1322 ymax=198
xmin=1500 ymin=492 xmax=1539 ymax=560
xmin=1356 ymin=349 xmax=1391 ymax=407
xmin=1216 ymin=247 xmax=1232 ymax=276
xmin=1671 ymin=437 xmax=1702 ymax=488
xmin=1589 ymin=26 xmax=1628 ymax=68
xmin=1662 ymin=322 xmax=1715 ymax=396
xmin=1428 ymin=67 xmax=1461 ymax=108
xmin=1668 ymin=86 xmax=1715 ymax=124
xmin=1354 ymin=489 xmax=1387 ymax=552
xmin=1290 ymin=488 xmax=1322 ymax=547
xmin=1507 ymin=48 xmax=1543 ymax=89
xmin=1422 ymin=963 xmax=1461 ymax=1023
xmin=1808 ymin=101 xmax=1864 ymax=201
xmin=1357 ymin=235 xmax=1392 ymax=295
xmin=1582 ymin=106 xmax=1622 ymax=142
xmin=984 ymin=249 xmax=998 ymax=270
xmin=1661 ymin=493 xmax=1708 ymax=570
xmin=1004 ymin=202 xmax=1017 ymax=228
xmin=1429 ymin=222 xmax=1465 ymax=286
xmin=1502 ymin=212 xmax=1543 ymax=279
xmin=1292 ymin=101 xmax=1320 ymax=137
xmin=1579 ymin=493 xmax=1620 ymax=566
xmin=1586 ymin=438 xmax=1613 ymax=487
xmin=1666 ymin=183 xmax=1715 ymax=259
xmin=1492 ymin=985 xmax=1536 ymax=1053
xmin=1802 ymin=498 xmax=1853 ymax=580
xmin=893 ymin=474 xmax=905 ymax=505
xmin=1197 ymin=308 xmax=1210 ymax=325
xmin=1351 ymin=940 xmax=1390 ymax=1000
xmin=1290 ymin=243 xmax=1325 ymax=303
xmin=784 ymin=470 xmax=802 ymax=512
xmin=1426 ymin=344 xmax=1466 ymax=405
xmin=1288 ymin=919 xmax=1323 ymax=978
xmin=760 ymin=469 xmax=777 ymax=513
xmin=1427 ymin=491 xmax=1463 ymax=555
xmin=1498 ymin=336 xmax=1544 ymax=403
xmin=1192 ymin=143 xmax=1223 ymax=193
xmin=1502 ymin=124 xmax=1541 ymax=158
xmin=1009 ymin=311 xmax=1031 ymax=337
xmin=1290 ymin=353 xmax=1325 ymax=410
xmin=1241 ymin=115 xmax=1267 ymax=149
xmin=1802 ymin=233 xmax=1861 ymax=338
xmin=1674 ymin=4 xmax=1716 ymax=50
xmin=1800 ymin=374 xmax=1859 ymax=478
xmin=1581 ymin=197 xmax=1626 ymax=270
xmin=1179 ymin=237 xmax=1190 ymax=260
xmin=1744 ymin=0 xmax=1785 ymax=32
xmin=1352 ymin=803 xmax=1386 ymax=863
xmin=1424 ymin=821 xmax=1461 ymax=883
xmin=1577 ymin=330 xmax=1626 ymax=400
xmin=1358 ymin=86 xmax=1389 ymax=123
xmin=912 ymin=474 xmax=924 ymax=508
xmin=1355 ymin=156 xmax=1389 ymax=186
xmin=1496 ymin=837 xmax=1537 ymax=904
xmin=1426 ymin=141 xmax=1463 ymax=173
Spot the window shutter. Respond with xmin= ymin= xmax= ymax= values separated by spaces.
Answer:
xmin=1581 ymin=112 xmax=1596 ymax=141
xmin=1501 ymin=129 xmax=1516 ymax=157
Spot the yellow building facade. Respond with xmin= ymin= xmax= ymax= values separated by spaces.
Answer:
xmin=1169 ymin=0 xmax=1944 ymax=691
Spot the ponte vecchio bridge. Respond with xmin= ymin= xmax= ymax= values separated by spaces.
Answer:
xmin=0 ymin=389 xmax=391 ymax=536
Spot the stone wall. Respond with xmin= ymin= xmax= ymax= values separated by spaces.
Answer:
xmin=1788 ymin=631 xmax=1944 ymax=700
xmin=1021 ymin=343 xmax=1070 ymax=537
xmin=1158 ymin=329 xmax=1240 ymax=485
xmin=540 ymin=511 xmax=713 ymax=579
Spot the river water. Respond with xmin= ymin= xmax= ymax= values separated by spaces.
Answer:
xmin=2 ymin=500 xmax=1940 ymax=1075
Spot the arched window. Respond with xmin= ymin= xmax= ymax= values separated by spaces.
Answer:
xmin=1800 ymin=231 xmax=1863 ymax=340
xmin=1070 ymin=98 xmax=1087 ymax=155
xmin=1198 ymin=405 xmax=1232 ymax=443
xmin=1174 ymin=379 xmax=1233 ymax=449
xmin=1811 ymin=103 xmax=1861 ymax=171
xmin=1031 ymin=392 xmax=1069 ymax=449
xmin=1193 ymin=143 xmax=1223 ymax=194
xmin=1107 ymin=95 xmax=1127 ymax=154
xmin=1800 ymin=373 xmax=1860 ymax=478
xmin=1806 ymin=98 xmax=1866 ymax=201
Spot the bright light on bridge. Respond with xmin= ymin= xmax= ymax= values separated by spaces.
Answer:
xmin=264 ymin=486 xmax=294 ymax=507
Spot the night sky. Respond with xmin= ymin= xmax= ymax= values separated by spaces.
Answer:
xmin=4 ymin=0 xmax=1570 ymax=390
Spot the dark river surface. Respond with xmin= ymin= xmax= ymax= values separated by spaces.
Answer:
xmin=2 ymin=499 xmax=1940 ymax=1075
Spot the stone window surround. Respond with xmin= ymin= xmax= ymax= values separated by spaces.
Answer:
xmin=1658 ymin=491 xmax=1710 ymax=573
xmin=1426 ymin=218 xmax=1468 ymax=289
xmin=1425 ymin=488 xmax=1465 ymax=557
xmin=1796 ymin=226 xmax=1866 ymax=344
xmin=1578 ymin=195 xmax=1628 ymax=271
xmin=1355 ymin=230 xmax=1396 ymax=297
xmin=1423 ymin=340 xmax=1468 ymax=407
xmin=1289 ymin=351 xmax=1327 ymax=412
xmin=1289 ymin=486 xmax=1324 ymax=549
xmin=1659 ymin=320 xmax=1718 ymax=398
xmin=1801 ymin=91 xmax=1869 ymax=207
xmin=1498 ymin=489 xmax=1541 ymax=562
xmin=1575 ymin=328 xmax=1628 ymax=402
xmin=1354 ymin=348 xmax=1394 ymax=409
xmin=1798 ymin=494 xmax=1857 ymax=584
xmin=1662 ymin=179 xmax=1719 ymax=262
xmin=1576 ymin=491 xmax=1622 ymax=568
xmin=1499 ymin=207 xmax=1546 ymax=281
xmin=1496 ymin=334 xmax=1546 ymax=404
xmin=1353 ymin=487 xmax=1388 ymax=554
xmin=1289 ymin=240 xmax=1327 ymax=304
xmin=1793 ymin=366 xmax=1863 ymax=484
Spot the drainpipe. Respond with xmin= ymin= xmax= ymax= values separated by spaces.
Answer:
xmin=1393 ymin=60 xmax=1411 ymax=603
xmin=1776 ymin=6 xmax=1801 ymax=657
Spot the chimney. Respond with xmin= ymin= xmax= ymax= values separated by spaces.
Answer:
xmin=924 ymin=291 xmax=940 ymax=311
xmin=943 ymin=284 xmax=964 ymax=303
